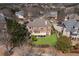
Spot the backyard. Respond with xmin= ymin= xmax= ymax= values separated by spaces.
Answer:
xmin=33 ymin=33 xmax=57 ymax=46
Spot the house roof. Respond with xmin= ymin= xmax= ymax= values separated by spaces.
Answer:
xmin=15 ymin=11 xmax=24 ymax=16
xmin=66 ymin=13 xmax=79 ymax=19
xmin=0 ymin=8 xmax=13 ymax=17
xmin=74 ymin=22 xmax=79 ymax=28
xmin=23 ymin=6 xmax=44 ymax=17
xmin=63 ymin=19 xmax=77 ymax=28
xmin=45 ymin=11 xmax=57 ymax=17
xmin=63 ymin=19 xmax=79 ymax=34
xmin=27 ymin=18 xmax=51 ymax=27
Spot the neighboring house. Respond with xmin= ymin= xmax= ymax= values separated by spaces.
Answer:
xmin=62 ymin=28 xmax=70 ymax=37
xmin=65 ymin=7 xmax=75 ymax=14
xmin=53 ymin=23 xmax=63 ymax=33
xmin=23 ymin=6 xmax=44 ymax=19
xmin=53 ymin=18 xmax=79 ymax=39
xmin=0 ymin=8 xmax=13 ymax=17
xmin=15 ymin=11 xmax=25 ymax=19
xmin=44 ymin=11 xmax=57 ymax=20
xmin=57 ymin=8 xmax=65 ymax=21
xmin=62 ymin=19 xmax=79 ymax=38
xmin=27 ymin=18 xmax=52 ymax=37
xmin=66 ymin=13 xmax=79 ymax=20
xmin=52 ymin=19 xmax=63 ymax=33
xmin=15 ymin=11 xmax=27 ymax=24
xmin=0 ymin=13 xmax=8 ymax=44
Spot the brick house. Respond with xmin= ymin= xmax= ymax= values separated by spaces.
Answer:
xmin=27 ymin=18 xmax=52 ymax=37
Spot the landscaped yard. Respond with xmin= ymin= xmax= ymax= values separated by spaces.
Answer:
xmin=33 ymin=33 xmax=57 ymax=46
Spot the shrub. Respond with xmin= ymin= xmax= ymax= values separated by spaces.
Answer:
xmin=31 ymin=35 xmax=37 ymax=41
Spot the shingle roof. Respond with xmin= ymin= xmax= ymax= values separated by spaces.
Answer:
xmin=63 ymin=19 xmax=79 ymax=35
xmin=74 ymin=22 xmax=79 ymax=28
xmin=63 ymin=19 xmax=77 ymax=28
xmin=27 ymin=18 xmax=51 ymax=27
xmin=45 ymin=11 xmax=57 ymax=17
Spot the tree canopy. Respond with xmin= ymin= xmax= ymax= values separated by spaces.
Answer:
xmin=55 ymin=36 xmax=72 ymax=53
xmin=5 ymin=18 xmax=30 ymax=47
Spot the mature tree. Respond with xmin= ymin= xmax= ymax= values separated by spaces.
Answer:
xmin=5 ymin=18 xmax=30 ymax=54
xmin=55 ymin=36 xmax=72 ymax=53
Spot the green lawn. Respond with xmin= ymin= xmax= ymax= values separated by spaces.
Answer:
xmin=33 ymin=33 xmax=57 ymax=46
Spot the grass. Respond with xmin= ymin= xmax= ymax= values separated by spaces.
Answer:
xmin=33 ymin=33 xmax=57 ymax=46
